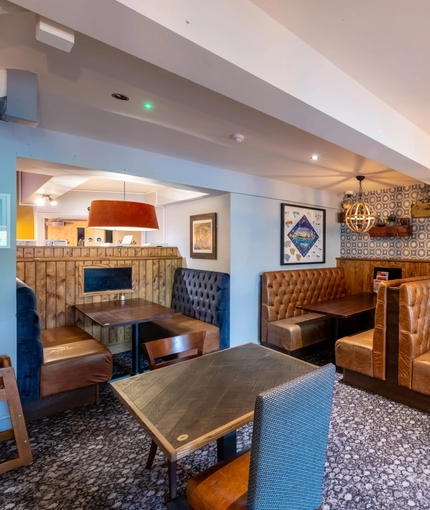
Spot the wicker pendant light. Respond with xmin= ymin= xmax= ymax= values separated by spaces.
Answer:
xmin=345 ymin=176 xmax=376 ymax=234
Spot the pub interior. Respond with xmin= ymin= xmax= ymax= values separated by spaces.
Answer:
xmin=2 ymin=2 xmax=430 ymax=509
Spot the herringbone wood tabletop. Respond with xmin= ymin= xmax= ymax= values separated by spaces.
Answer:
xmin=111 ymin=342 xmax=316 ymax=462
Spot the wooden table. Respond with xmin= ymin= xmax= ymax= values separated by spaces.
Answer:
xmin=74 ymin=298 xmax=180 ymax=375
xmin=111 ymin=342 xmax=317 ymax=501
xmin=297 ymin=292 xmax=377 ymax=339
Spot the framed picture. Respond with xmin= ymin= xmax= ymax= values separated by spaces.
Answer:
xmin=190 ymin=212 xmax=217 ymax=259
xmin=280 ymin=203 xmax=325 ymax=265
xmin=0 ymin=193 xmax=10 ymax=249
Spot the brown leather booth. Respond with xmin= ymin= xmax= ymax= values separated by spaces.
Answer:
xmin=260 ymin=268 xmax=346 ymax=355
xmin=336 ymin=276 xmax=430 ymax=413
xmin=335 ymin=276 xmax=430 ymax=380
xmin=16 ymin=278 xmax=113 ymax=421
xmin=398 ymin=279 xmax=430 ymax=396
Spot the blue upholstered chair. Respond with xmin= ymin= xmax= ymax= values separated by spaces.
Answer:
xmin=187 ymin=363 xmax=336 ymax=510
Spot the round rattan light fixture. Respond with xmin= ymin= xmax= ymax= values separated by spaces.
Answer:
xmin=345 ymin=176 xmax=376 ymax=234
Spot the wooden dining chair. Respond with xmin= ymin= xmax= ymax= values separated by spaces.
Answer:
xmin=187 ymin=363 xmax=336 ymax=510
xmin=0 ymin=355 xmax=33 ymax=474
xmin=142 ymin=331 xmax=206 ymax=469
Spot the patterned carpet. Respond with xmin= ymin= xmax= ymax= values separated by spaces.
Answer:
xmin=1 ymin=349 xmax=430 ymax=509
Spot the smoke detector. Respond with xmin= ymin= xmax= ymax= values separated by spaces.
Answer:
xmin=231 ymin=133 xmax=244 ymax=143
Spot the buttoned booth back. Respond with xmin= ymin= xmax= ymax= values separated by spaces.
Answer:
xmin=260 ymin=267 xmax=346 ymax=342
xmin=16 ymin=279 xmax=44 ymax=402
xmin=171 ymin=268 xmax=230 ymax=350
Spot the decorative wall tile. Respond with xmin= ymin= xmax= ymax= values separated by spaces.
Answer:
xmin=341 ymin=184 xmax=430 ymax=259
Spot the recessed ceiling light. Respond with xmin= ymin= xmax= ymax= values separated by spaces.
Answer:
xmin=143 ymin=102 xmax=153 ymax=110
xmin=310 ymin=154 xmax=319 ymax=161
xmin=112 ymin=93 xmax=129 ymax=101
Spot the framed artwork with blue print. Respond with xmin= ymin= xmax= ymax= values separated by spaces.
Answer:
xmin=281 ymin=203 xmax=325 ymax=265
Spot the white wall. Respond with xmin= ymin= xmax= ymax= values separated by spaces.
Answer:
xmin=164 ymin=193 xmax=230 ymax=272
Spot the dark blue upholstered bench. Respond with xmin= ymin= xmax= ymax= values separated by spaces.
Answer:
xmin=139 ymin=268 xmax=230 ymax=351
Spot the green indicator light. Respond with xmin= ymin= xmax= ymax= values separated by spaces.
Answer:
xmin=143 ymin=102 xmax=153 ymax=110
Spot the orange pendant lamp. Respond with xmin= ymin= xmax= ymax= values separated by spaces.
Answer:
xmin=87 ymin=200 xmax=159 ymax=231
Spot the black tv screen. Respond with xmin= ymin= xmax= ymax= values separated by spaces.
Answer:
xmin=84 ymin=266 xmax=132 ymax=293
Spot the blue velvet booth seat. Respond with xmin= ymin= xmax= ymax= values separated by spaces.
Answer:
xmin=139 ymin=268 xmax=230 ymax=351
xmin=16 ymin=278 xmax=44 ymax=402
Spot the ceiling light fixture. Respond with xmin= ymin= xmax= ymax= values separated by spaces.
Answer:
xmin=112 ymin=93 xmax=129 ymax=101
xmin=310 ymin=154 xmax=319 ymax=161
xmin=36 ymin=194 xmax=57 ymax=206
xmin=344 ymin=176 xmax=376 ymax=234
xmin=87 ymin=182 xmax=159 ymax=231
xmin=143 ymin=102 xmax=153 ymax=110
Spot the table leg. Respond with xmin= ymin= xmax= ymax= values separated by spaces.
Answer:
xmin=217 ymin=431 xmax=237 ymax=462
xmin=168 ymin=460 xmax=177 ymax=500
xmin=333 ymin=317 xmax=339 ymax=341
xmin=166 ymin=495 xmax=190 ymax=510
xmin=131 ymin=323 xmax=140 ymax=375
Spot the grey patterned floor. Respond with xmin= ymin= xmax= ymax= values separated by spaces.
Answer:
xmin=1 ymin=351 xmax=430 ymax=509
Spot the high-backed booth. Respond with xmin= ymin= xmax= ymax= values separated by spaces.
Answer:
xmin=260 ymin=268 xmax=347 ymax=355
xmin=16 ymin=278 xmax=113 ymax=420
xmin=336 ymin=276 xmax=430 ymax=412
xmin=139 ymin=268 xmax=230 ymax=351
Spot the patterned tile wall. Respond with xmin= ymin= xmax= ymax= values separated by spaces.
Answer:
xmin=340 ymin=184 xmax=430 ymax=259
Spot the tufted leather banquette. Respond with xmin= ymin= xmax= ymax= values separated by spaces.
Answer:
xmin=260 ymin=268 xmax=346 ymax=354
xmin=337 ymin=277 xmax=430 ymax=413
xmin=335 ymin=276 xmax=430 ymax=380
xmin=399 ymin=279 xmax=430 ymax=395
xmin=139 ymin=268 xmax=230 ymax=351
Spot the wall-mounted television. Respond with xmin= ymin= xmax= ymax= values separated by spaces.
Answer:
xmin=83 ymin=266 xmax=133 ymax=294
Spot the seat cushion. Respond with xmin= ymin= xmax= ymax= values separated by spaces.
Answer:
xmin=40 ymin=327 xmax=112 ymax=398
xmin=267 ymin=313 xmax=333 ymax=352
xmin=412 ymin=351 xmax=430 ymax=396
xmin=335 ymin=330 xmax=374 ymax=377
xmin=187 ymin=451 xmax=250 ymax=510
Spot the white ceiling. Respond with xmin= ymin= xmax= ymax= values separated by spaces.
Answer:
xmin=2 ymin=0 xmax=430 ymax=200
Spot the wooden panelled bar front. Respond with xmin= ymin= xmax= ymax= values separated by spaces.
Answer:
xmin=337 ymin=258 xmax=430 ymax=294
xmin=16 ymin=246 xmax=183 ymax=354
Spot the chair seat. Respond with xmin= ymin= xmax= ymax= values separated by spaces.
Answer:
xmin=187 ymin=451 xmax=250 ymax=510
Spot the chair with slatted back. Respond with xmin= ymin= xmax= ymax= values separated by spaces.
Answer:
xmin=187 ymin=363 xmax=336 ymax=510
xmin=142 ymin=331 xmax=206 ymax=469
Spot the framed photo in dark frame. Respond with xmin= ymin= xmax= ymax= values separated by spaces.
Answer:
xmin=190 ymin=212 xmax=217 ymax=259
xmin=281 ymin=203 xmax=325 ymax=265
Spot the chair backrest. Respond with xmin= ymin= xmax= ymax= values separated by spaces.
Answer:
xmin=247 ymin=363 xmax=336 ymax=510
xmin=142 ymin=331 xmax=205 ymax=370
